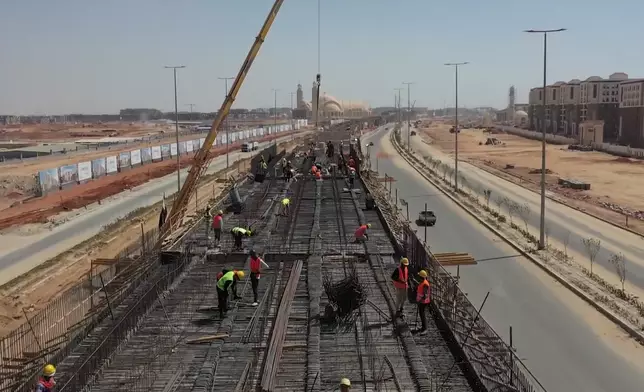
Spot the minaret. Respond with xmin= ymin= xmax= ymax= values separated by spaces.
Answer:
xmin=296 ymin=84 xmax=303 ymax=109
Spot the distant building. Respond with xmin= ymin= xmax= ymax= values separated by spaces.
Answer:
xmin=528 ymin=72 xmax=633 ymax=145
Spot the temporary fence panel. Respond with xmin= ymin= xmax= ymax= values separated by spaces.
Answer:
xmin=151 ymin=145 xmax=162 ymax=161
xmin=170 ymin=142 xmax=178 ymax=156
xmin=186 ymin=140 xmax=194 ymax=153
xmin=91 ymin=158 xmax=107 ymax=179
xmin=59 ymin=164 xmax=78 ymax=186
xmin=118 ymin=152 xmax=131 ymax=171
xmin=161 ymin=144 xmax=171 ymax=159
xmin=106 ymin=156 xmax=118 ymax=174
xmin=130 ymin=149 xmax=142 ymax=166
xmin=179 ymin=141 xmax=187 ymax=154
xmin=141 ymin=147 xmax=152 ymax=163
xmin=38 ymin=168 xmax=60 ymax=195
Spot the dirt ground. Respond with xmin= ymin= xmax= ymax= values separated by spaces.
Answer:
xmin=418 ymin=123 xmax=644 ymax=232
xmin=0 ymin=132 xmax=296 ymax=230
xmin=0 ymin=134 xmax=308 ymax=336
xmin=0 ymin=122 xmax=173 ymax=142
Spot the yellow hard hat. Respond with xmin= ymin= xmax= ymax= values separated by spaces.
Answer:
xmin=401 ymin=257 xmax=409 ymax=266
xmin=218 ymin=210 xmax=224 ymax=215
xmin=236 ymin=270 xmax=245 ymax=279
xmin=43 ymin=364 xmax=56 ymax=377
xmin=340 ymin=378 xmax=351 ymax=386
xmin=419 ymin=270 xmax=428 ymax=278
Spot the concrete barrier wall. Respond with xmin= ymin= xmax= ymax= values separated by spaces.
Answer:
xmin=498 ymin=125 xmax=644 ymax=159
xmin=36 ymin=120 xmax=308 ymax=196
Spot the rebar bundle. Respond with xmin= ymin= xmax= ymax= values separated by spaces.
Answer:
xmin=323 ymin=267 xmax=367 ymax=322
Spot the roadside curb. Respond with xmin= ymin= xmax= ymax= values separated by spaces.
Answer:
xmin=465 ymin=158 xmax=644 ymax=239
xmin=391 ymin=131 xmax=644 ymax=345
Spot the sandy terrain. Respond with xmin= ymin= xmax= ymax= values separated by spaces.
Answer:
xmin=0 ymin=122 xmax=174 ymax=142
xmin=418 ymin=123 xmax=644 ymax=234
xmin=0 ymin=132 xmax=296 ymax=230
xmin=0 ymin=134 xmax=307 ymax=336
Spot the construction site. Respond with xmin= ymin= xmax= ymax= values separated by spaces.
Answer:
xmin=0 ymin=119 xmax=545 ymax=392
xmin=0 ymin=2 xmax=549 ymax=390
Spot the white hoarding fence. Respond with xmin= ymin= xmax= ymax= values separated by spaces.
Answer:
xmin=131 ymin=149 xmax=142 ymax=165
xmin=151 ymin=145 xmax=162 ymax=160
xmin=77 ymin=161 xmax=92 ymax=182
xmin=106 ymin=156 xmax=118 ymax=173
xmin=186 ymin=140 xmax=194 ymax=152
xmin=170 ymin=143 xmax=178 ymax=156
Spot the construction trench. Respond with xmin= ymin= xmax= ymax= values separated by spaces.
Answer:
xmin=28 ymin=122 xmax=545 ymax=392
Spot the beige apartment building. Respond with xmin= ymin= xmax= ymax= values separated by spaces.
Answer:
xmin=528 ymin=72 xmax=631 ymax=145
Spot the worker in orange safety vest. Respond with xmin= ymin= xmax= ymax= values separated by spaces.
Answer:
xmin=248 ymin=250 xmax=270 ymax=306
xmin=415 ymin=269 xmax=431 ymax=335
xmin=354 ymin=223 xmax=371 ymax=243
xmin=391 ymin=257 xmax=409 ymax=318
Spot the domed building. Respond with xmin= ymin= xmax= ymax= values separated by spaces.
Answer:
xmin=293 ymin=82 xmax=371 ymax=122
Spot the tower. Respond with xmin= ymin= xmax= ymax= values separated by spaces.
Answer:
xmin=296 ymin=84 xmax=304 ymax=109
xmin=508 ymin=85 xmax=516 ymax=122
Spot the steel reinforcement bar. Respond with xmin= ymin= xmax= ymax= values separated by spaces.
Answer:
xmin=361 ymin=131 xmax=547 ymax=392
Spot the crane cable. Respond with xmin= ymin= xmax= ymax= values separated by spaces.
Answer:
xmin=315 ymin=0 xmax=321 ymax=128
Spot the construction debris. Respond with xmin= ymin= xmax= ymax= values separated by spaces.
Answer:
xmin=323 ymin=267 xmax=368 ymax=322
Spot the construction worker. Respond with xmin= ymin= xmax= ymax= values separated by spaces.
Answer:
xmin=216 ymin=270 xmax=245 ymax=318
xmin=249 ymin=250 xmax=269 ymax=306
xmin=284 ymin=161 xmax=294 ymax=182
xmin=212 ymin=210 xmax=224 ymax=246
xmin=35 ymin=364 xmax=56 ymax=392
xmin=415 ymin=269 xmax=431 ymax=335
xmin=354 ymin=223 xmax=371 ymax=243
xmin=348 ymin=157 xmax=356 ymax=170
xmin=348 ymin=167 xmax=356 ymax=188
xmin=391 ymin=257 xmax=410 ymax=318
xmin=203 ymin=204 xmax=213 ymax=238
xmin=315 ymin=170 xmax=322 ymax=181
xmin=339 ymin=378 xmax=351 ymax=391
xmin=280 ymin=197 xmax=291 ymax=216
xmin=311 ymin=165 xmax=318 ymax=175
xmin=230 ymin=226 xmax=252 ymax=251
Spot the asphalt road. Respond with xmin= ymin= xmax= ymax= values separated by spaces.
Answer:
xmin=399 ymin=125 xmax=644 ymax=292
xmin=364 ymin=126 xmax=644 ymax=392
xmin=0 ymin=137 xmax=290 ymax=286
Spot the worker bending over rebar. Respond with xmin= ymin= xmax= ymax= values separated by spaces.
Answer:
xmin=354 ymin=223 xmax=371 ymax=243
xmin=230 ymin=226 xmax=252 ymax=251
xmin=216 ymin=270 xmax=245 ymax=318
xmin=248 ymin=250 xmax=269 ymax=306
xmin=391 ymin=257 xmax=410 ymax=318
xmin=279 ymin=197 xmax=290 ymax=216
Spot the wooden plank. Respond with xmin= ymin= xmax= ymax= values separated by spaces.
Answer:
xmin=185 ymin=333 xmax=230 ymax=344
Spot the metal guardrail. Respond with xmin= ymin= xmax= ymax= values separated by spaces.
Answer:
xmin=359 ymin=129 xmax=548 ymax=392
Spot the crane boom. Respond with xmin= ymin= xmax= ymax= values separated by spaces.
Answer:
xmin=157 ymin=0 xmax=285 ymax=246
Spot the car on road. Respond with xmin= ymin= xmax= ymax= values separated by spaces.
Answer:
xmin=416 ymin=210 xmax=436 ymax=226
xmin=241 ymin=143 xmax=251 ymax=152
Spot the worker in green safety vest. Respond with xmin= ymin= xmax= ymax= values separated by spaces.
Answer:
xmin=230 ymin=226 xmax=252 ymax=251
xmin=216 ymin=270 xmax=245 ymax=318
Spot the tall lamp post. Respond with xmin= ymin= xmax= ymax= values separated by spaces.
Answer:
xmin=272 ymin=88 xmax=280 ymax=144
xmin=165 ymin=65 xmax=186 ymax=193
xmin=444 ymin=62 xmax=469 ymax=191
xmin=394 ymin=88 xmax=403 ymax=130
xmin=402 ymin=82 xmax=415 ymax=150
xmin=524 ymin=28 xmax=566 ymax=250
xmin=218 ymin=76 xmax=235 ymax=169
xmin=289 ymin=91 xmax=296 ymax=139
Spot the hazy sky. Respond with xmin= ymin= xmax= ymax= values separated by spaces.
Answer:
xmin=1 ymin=0 xmax=642 ymax=115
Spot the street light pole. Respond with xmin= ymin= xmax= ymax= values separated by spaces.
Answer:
xmin=402 ymin=82 xmax=414 ymax=150
xmin=524 ymin=28 xmax=566 ymax=250
xmin=289 ymin=91 xmax=296 ymax=139
xmin=272 ymin=88 xmax=280 ymax=144
xmin=165 ymin=65 xmax=186 ymax=194
xmin=394 ymin=88 xmax=403 ymax=131
xmin=218 ymin=77 xmax=235 ymax=169
xmin=444 ymin=62 xmax=469 ymax=191
xmin=185 ymin=103 xmax=196 ymax=121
